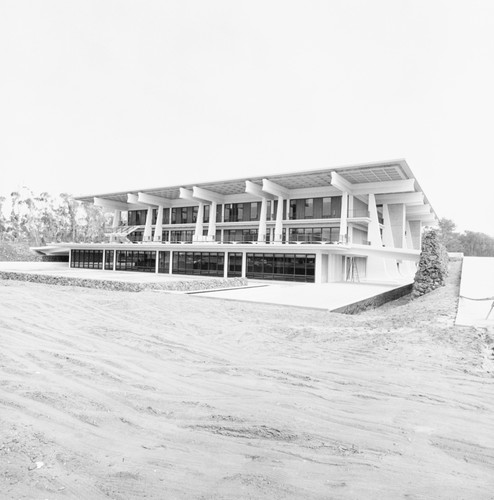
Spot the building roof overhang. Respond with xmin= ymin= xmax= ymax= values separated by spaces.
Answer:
xmin=75 ymin=159 xmax=436 ymax=220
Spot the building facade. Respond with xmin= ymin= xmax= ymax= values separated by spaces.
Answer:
xmin=36 ymin=160 xmax=437 ymax=284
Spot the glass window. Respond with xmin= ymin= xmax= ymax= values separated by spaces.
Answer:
xmin=250 ymin=202 xmax=259 ymax=221
xmin=289 ymin=200 xmax=297 ymax=220
xmin=322 ymin=198 xmax=331 ymax=218
xmin=304 ymin=199 xmax=314 ymax=219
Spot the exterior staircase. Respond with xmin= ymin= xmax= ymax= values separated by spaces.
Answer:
xmin=105 ymin=225 xmax=140 ymax=243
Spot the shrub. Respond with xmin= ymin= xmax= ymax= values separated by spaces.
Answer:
xmin=0 ymin=241 xmax=41 ymax=262
xmin=412 ymin=228 xmax=449 ymax=298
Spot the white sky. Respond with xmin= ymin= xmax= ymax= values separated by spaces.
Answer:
xmin=1 ymin=0 xmax=493 ymax=234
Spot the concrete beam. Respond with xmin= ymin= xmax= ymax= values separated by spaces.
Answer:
xmin=406 ymin=213 xmax=437 ymax=223
xmin=330 ymin=171 xmax=354 ymax=194
xmin=353 ymin=179 xmax=416 ymax=196
xmin=192 ymin=186 xmax=225 ymax=204
xmin=262 ymin=178 xmax=290 ymax=198
xmin=137 ymin=192 xmax=173 ymax=207
xmin=406 ymin=204 xmax=432 ymax=216
xmin=245 ymin=180 xmax=275 ymax=200
xmin=179 ymin=188 xmax=196 ymax=202
xmin=375 ymin=192 xmax=424 ymax=206
xmin=127 ymin=193 xmax=139 ymax=204
xmin=94 ymin=197 xmax=131 ymax=211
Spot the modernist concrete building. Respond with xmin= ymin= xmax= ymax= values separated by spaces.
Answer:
xmin=37 ymin=160 xmax=437 ymax=284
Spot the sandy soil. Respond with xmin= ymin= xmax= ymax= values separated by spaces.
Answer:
xmin=1 ymin=261 xmax=493 ymax=499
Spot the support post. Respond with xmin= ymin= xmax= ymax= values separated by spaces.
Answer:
xmin=143 ymin=207 xmax=153 ymax=242
xmin=274 ymin=196 xmax=284 ymax=243
xmin=258 ymin=198 xmax=267 ymax=242
xmin=111 ymin=209 xmax=121 ymax=242
xmin=207 ymin=202 xmax=217 ymax=241
xmin=194 ymin=202 xmax=204 ymax=241
xmin=339 ymin=192 xmax=348 ymax=243
xmin=153 ymin=206 xmax=164 ymax=242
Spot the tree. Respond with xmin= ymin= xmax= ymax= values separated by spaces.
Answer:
xmin=437 ymin=218 xmax=463 ymax=252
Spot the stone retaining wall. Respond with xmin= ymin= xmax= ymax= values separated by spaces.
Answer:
xmin=0 ymin=271 xmax=248 ymax=293
xmin=331 ymin=283 xmax=413 ymax=315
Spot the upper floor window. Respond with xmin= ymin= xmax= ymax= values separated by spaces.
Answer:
xmin=289 ymin=196 xmax=342 ymax=219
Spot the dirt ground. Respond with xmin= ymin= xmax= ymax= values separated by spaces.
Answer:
xmin=1 ymin=261 xmax=493 ymax=499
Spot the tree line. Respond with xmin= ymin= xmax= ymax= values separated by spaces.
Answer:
xmin=438 ymin=218 xmax=494 ymax=257
xmin=0 ymin=187 xmax=110 ymax=246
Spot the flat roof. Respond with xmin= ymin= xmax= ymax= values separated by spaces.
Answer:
xmin=75 ymin=158 xmax=435 ymax=215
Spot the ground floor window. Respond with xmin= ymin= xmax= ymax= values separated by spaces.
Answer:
xmin=172 ymin=251 xmax=224 ymax=277
xmin=246 ymin=253 xmax=315 ymax=282
xmin=104 ymin=250 xmax=114 ymax=270
xmin=71 ymin=249 xmax=103 ymax=269
xmin=116 ymin=250 xmax=156 ymax=272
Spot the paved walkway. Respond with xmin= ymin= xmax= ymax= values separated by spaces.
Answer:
xmin=0 ymin=261 xmax=410 ymax=311
xmin=193 ymin=281 xmax=405 ymax=311
xmin=456 ymin=257 xmax=494 ymax=327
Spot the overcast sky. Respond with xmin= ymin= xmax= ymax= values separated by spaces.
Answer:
xmin=1 ymin=0 xmax=493 ymax=234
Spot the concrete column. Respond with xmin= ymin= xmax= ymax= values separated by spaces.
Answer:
xmin=408 ymin=220 xmax=422 ymax=250
xmin=367 ymin=194 xmax=383 ymax=247
xmin=153 ymin=206 xmax=164 ymax=242
xmin=381 ymin=204 xmax=394 ymax=247
xmin=143 ymin=207 xmax=153 ymax=242
xmin=241 ymin=252 xmax=247 ymax=278
xmin=112 ymin=209 xmax=121 ymax=229
xmin=366 ymin=194 xmax=391 ymax=282
xmin=207 ymin=202 xmax=217 ymax=241
xmin=274 ymin=196 xmax=284 ymax=243
xmin=110 ymin=210 xmax=121 ymax=242
xmin=315 ymin=253 xmax=322 ymax=284
xmin=388 ymin=203 xmax=406 ymax=248
xmin=347 ymin=195 xmax=354 ymax=243
xmin=169 ymin=250 xmax=173 ymax=275
xmin=223 ymin=251 xmax=229 ymax=278
xmin=112 ymin=249 xmax=116 ymax=271
xmin=339 ymin=191 xmax=348 ymax=243
xmin=155 ymin=251 xmax=160 ymax=273
xmin=258 ymin=197 xmax=267 ymax=242
xmin=194 ymin=202 xmax=204 ymax=241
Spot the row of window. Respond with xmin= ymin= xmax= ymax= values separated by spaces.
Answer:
xmin=246 ymin=253 xmax=315 ymax=282
xmin=70 ymin=249 xmax=316 ymax=282
xmin=116 ymin=251 xmax=156 ymax=272
xmin=129 ymin=206 xmax=220 ymax=226
xmin=172 ymin=251 xmax=225 ymax=277
xmin=129 ymin=227 xmax=339 ymax=243
xmin=127 ymin=196 xmax=343 ymax=227
xmin=288 ymin=227 xmax=339 ymax=242
xmin=289 ymin=197 xmax=342 ymax=220
xmin=70 ymin=250 xmax=103 ymax=269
